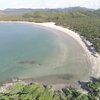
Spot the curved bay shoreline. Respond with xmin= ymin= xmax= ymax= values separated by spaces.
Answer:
xmin=0 ymin=21 xmax=100 ymax=91
xmin=33 ymin=22 xmax=100 ymax=78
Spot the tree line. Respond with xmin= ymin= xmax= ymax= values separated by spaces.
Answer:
xmin=0 ymin=78 xmax=100 ymax=100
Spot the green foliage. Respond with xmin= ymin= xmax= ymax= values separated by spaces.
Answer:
xmin=87 ymin=79 xmax=100 ymax=99
xmin=1 ymin=78 xmax=100 ymax=100
xmin=0 ymin=83 xmax=58 ymax=100
xmin=53 ymin=14 xmax=100 ymax=52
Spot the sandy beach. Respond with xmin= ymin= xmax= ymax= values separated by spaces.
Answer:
xmin=25 ymin=22 xmax=100 ymax=89
xmin=30 ymin=22 xmax=100 ymax=78
xmin=0 ymin=21 xmax=100 ymax=90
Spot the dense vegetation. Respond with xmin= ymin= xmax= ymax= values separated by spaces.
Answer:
xmin=0 ymin=7 xmax=100 ymax=53
xmin=0 ymin=78 xmax=100 ymax=100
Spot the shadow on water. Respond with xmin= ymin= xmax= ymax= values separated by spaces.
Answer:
xmin=0 ymin=74 xmax=74 ymax=85
xmin=17 ymin=60 xmax=41 ymax=66
xmin=35 ymin=74 xmax=75 ymax=81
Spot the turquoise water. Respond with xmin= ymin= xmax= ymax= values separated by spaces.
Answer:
xmin=0 ymin=23 xmax=91 ymax=83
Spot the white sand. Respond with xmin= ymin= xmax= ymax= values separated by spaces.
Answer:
xmin=32 ymin=22 xmax=100 ymax=78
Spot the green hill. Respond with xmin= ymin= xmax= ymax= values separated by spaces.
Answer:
xmin=94 ymin=9 xmax=100 ymax=16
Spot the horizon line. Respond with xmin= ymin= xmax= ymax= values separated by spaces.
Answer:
xmin=1 ymin=6 xmax=99 ymax=10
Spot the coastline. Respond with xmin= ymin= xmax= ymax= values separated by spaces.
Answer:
xmin=32 ymin=22 xmax=100 ymax=78
xmin=0 ymin=21 xmax=100 ymax=91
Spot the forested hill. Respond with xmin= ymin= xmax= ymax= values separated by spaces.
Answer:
xmin=94 ymin=9 xmax=100 ymax=16
xmin=0 ymin=7 xmax=95 ymax=14
xmin=0 ymin=7 xmax=100 ymax=53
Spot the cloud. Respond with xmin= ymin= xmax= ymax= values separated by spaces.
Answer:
xmin=32 ymin=0 xmax=89 ymax=8
xmin=0 ymin=0 xmax=35 ymax=9
xmin=0 ymin=0 xmax=100 ymax=9
xmin=81 ymin=0 xmax=100 ymax=9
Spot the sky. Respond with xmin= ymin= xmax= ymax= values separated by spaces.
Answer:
xmin=0 ymin=0 xmax=100 ymax=10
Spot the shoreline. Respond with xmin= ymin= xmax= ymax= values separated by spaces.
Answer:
xmin=32 ymin=22 xmax=100 ymax=78
xmin=0 ymin=77 xmax=79 ymax=92
xmin=0 ymin=21 xmax=100 ymax=91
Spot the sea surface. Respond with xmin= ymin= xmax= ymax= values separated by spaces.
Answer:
xmin=0 ymin=23 xmax=91 ymax=84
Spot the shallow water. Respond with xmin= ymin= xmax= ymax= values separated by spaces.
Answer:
xmin=0 ymin=23 xmax=91 ymax=83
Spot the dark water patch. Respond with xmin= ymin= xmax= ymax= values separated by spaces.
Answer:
xmin=18 ymin=60 xmax=36 ymax=64
xmin=57 ymin=74 xmax=75 ymax=80
xmin=18 ymin=60 xmax=41 ymax=65
xmin=35 ymin=74 xmax=75 ymax=81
